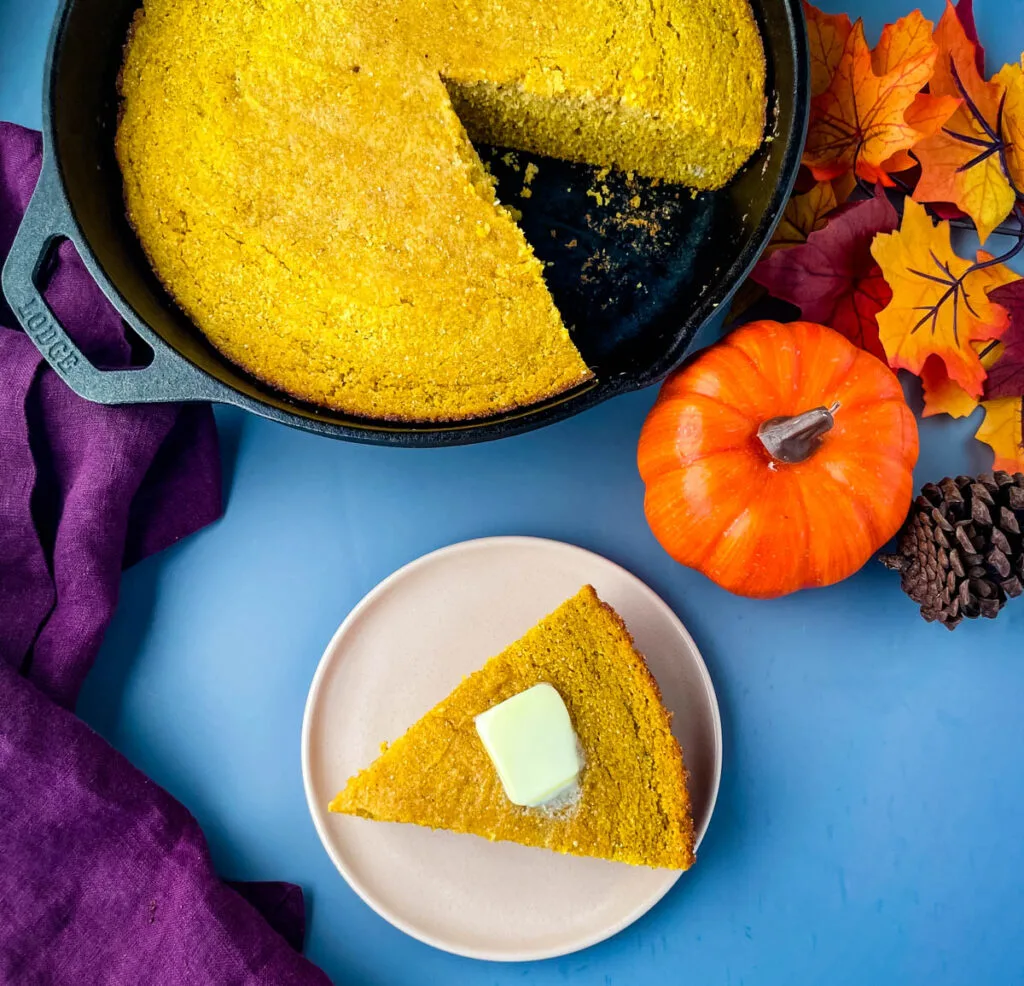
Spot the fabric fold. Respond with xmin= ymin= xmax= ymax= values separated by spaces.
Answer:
xmin=0 ymin=122 xmax=331 ymax=985
xmin=0 ymin=662 xmax=330 ymax=985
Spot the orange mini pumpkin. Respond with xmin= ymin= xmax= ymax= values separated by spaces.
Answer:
xmin=638 ymin=320 xmax=919 ymax=598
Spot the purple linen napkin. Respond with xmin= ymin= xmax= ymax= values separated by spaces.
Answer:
xmin=0 ymin=123 xmax=331 ymax=985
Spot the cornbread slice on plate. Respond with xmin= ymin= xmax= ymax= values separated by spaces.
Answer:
xmin=330 ymin=585 xmax=695 ymax=869
xmin=116 ymin=0 xmax=765 ymax=421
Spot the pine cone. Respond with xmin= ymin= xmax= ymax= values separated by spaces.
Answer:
xmin=880 ymin=472 xmax=1024 ymax=630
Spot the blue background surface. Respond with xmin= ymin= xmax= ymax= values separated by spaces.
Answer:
xmin=3 ymin=1 xmax=1024 ymax=982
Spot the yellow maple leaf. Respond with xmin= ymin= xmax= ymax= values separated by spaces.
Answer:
xmin=977 ymin=398 xmax=1024 ymax=472
xmin=766 ymin=181 xmax=838 ymax=253
xmin=995 ymin=57 xmax=1024 ymax=192
xmin=870 ymin=199 xmax=1017 ymax=395
xmin=913 ymin=2 xmax=1015 ymax=243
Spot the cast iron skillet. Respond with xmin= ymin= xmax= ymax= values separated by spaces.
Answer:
xmin=2 ymin=0 xmax=809 ymax=447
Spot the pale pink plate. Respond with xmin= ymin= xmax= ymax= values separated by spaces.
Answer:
xmin=301 ymin=536 xmax=722 ymax=961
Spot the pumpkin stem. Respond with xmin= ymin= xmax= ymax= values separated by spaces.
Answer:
xmin=757 ymin=402 xmax=840 ymax=464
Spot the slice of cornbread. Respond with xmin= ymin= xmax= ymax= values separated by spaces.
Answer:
xmin=117 ymin=0 xmax=765 ymax=421
xmin=330 ymin=586 xmax=695 ymax=870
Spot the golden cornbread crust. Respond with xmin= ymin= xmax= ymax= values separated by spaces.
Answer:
xmin=116 ymin=0 xmax=764 ymax=422
xmin=329 ymin=586 xmax=696 ymax=870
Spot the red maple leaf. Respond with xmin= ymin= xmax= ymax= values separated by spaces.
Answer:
xmin=751 ymin=187 xmax=898 ymax=360
xmin=930 ymin=201 xmax=969 ymax=221
xmin=984 ymin=279 xmax=1024 ymax=399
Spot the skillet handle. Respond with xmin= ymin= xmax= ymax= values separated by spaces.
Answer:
xmin=1 ymin=156 xmax=226 ymax=405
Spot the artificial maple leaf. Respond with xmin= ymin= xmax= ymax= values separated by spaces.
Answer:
xmin=765 ymin=181 xmax=838 ymax=253
xmin=954 ymin=0 xmax=986 ymax=77
xmin=913 ymin=2 xmax=1015 ymax=243
xmin=928 ymin=0 xmax=983 ymax=99
xmin=869 ymin=12 xmax=960 ymax=174
xmin=804 ymin=1 xmax=852 ymax=98
xmin=984 ymin=279 xmax=1024 ymax=399
xmin=870 ymin=198 xmax=1017 ymax=395
xmin=976 ymin=398 xmax=1024 ymax=472
xmin=920 ymin=341 xmax=1002 ymax=417
xmin=871 ymin=9 xmax=935 ymax=74
xmin=831 ymin=170 xmax=859 ymax=204
xmin=803 ymin=12 xmax=956 ymax=186
xmin=753 ymin=187 xmax=897 ymax=360
xmin=994 ymin=58 xmax=1024 ymax=195
xmin=930 ymin=201 xmax=969 ymax=221
xmin=882 ymin=92 xmax=963 ymax=173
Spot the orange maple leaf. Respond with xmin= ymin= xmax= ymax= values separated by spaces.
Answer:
xmin=869 ymin=11 xmax=961 ymax=174
xmin=976 ymin=397 xmax=1024 ymax=472
xmin=871 ymin=9 xmax=934 ymax=74
xmin=920 ymin=341 xmax=1002 ymax=418
xmin=913 ymin=2 xmax=1017 ymax=243
xmin=870 ymin=198 xmax=1017 ymax=395
xmin=803 ymin=12 xmax=957 ymax=186
xmin=804 ymin=1 xmax=852 ymax=98
xmin=766 ymin=181 xmax=838 ymax=253
xmin=883 ymin=92 xmax=963 ymax=173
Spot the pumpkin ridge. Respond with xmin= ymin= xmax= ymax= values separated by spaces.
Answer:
xmin=638 ymin=395 xmax=757 ymax=483
xmin=726 ymin=339 xmax=786 ymax=407
xmin=818 ymin=342 xmax=861 ymax=409
xmin=669 ymin=390 xmax=761 ymax=423
xmin=700 ymin=460 xmax=776 ymax=572
xmin=668 ymin=448 xmax=765 ymax=567
xmin=822 ymin=455 xmax=890 ymax=551
xmin=667 ymin=442 xmax=756 ymax=470
xmin=814 ymin=470 xmax=877 ymax=586
xmin=827 ymin=394 xmax=899 ymax=416
xmin=779 ymin=469 xmax=815 ymax=590
xmin=790 ymin=322 xmax=804 ymax=412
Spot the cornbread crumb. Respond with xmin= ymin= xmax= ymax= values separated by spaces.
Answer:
xmin=329 ymin=586 xmax=695 ymax=870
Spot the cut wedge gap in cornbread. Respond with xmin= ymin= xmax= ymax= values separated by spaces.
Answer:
xmin=330 ymin=585 xmax=695 ymax=870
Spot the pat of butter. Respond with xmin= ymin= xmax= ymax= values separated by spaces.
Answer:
xmin=474 ymin=683 xmax=580 ymax=807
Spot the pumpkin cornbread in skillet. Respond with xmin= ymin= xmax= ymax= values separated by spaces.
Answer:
xmin=329 ymin=586 xmax=696 ymax=869
xmin=116 ymin=0 xmax=765 ymax=422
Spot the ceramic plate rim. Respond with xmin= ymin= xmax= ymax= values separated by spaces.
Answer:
xmin=300 ymin=535 xmax=723 ymax=962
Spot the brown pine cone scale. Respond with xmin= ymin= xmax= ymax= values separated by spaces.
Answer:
xmin=880 ymin=472 xmax=1024 ymax=629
